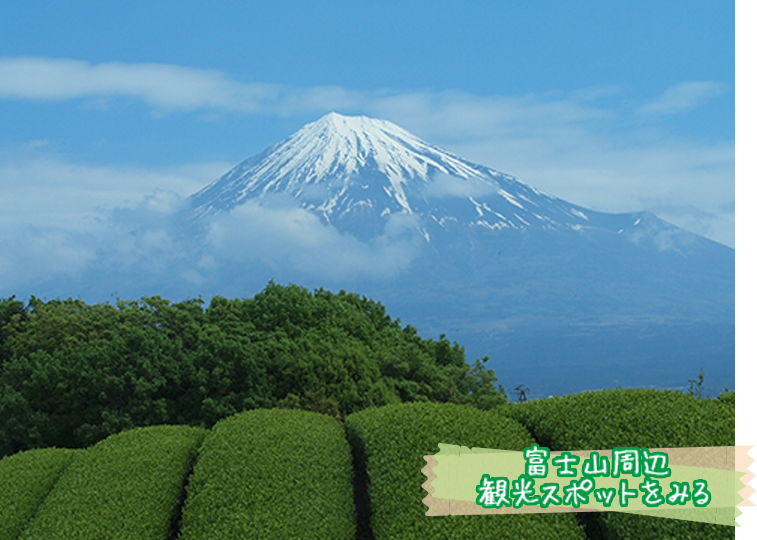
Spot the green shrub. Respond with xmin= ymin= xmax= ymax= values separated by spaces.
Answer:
xmin=20 ymin=425 xmax=206 ymax=539
xmin=0 ymin=447 xmax=79 ymax=540
xmin=179 ymin=408 xmax=356 ymax=539
xmin=717 ymin=390 xmax=735 ymax=407
xmin=497 ymin=389 xmax=735 ymax=539
xmin=345 ymin=402 xmax=587 ymax=539
xmin=497 ymin=388 xmax=734 ymax=453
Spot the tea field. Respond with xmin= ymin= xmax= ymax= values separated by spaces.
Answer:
xmin=0 ymin=390 xmax=735 ymax=539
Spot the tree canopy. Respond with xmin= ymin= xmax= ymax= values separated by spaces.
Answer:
xmin=0 ymin=282 xmax=506 ymax=457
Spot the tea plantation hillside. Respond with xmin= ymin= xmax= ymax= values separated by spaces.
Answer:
xmin=0 ymin=392 xmax=736 ymax=539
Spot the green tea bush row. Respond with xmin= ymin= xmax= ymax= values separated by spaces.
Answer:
xmin=497 ymin=388 xmax=735 ymax=453
xmin=20 ymin=425 xmax=206 ymax=539
xmin=0 ymin=447 xmax=80 ymax=540
xmin=497 ymin=389 xmax=735 ymax=539
xmin=179 ymin=408 xmax=356 ymax=539
xmin=345 ymin=402 xmax=587 ymax=539
xmin=2 ymin=390 xmax=734 ymax=538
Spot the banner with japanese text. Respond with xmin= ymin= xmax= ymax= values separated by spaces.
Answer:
xmin=422 ymin=444 xmax=755 ymax=526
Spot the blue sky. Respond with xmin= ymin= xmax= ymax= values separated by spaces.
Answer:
xmin=0 ymin=0 xmax=735 ymax=249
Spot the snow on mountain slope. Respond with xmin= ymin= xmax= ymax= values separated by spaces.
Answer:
xmin=188 ymin=112 xmax=624 ymax=240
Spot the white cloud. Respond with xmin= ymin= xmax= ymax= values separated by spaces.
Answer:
xmin=0 ymin=150 xmax=234 ymax=294
xmin=0 ymin=190 xmax=194 ymax=292
xmin=0 ymin=57 xmax=279 ymax=111
xmin=0 ymin=225 xmax=98 ymax=289
xmin=0 ymin=57 xmax=369 ymax=114
xmin=424 ymin=172 xmax=498 ymax=198
xmin=205 ymin=198 xmax=423 ymax=281
xmin=639 ymin=81 xmax=726 ymax=115
xmin=363 ymin=90 xmax=612 ymax=143
xmin=0 ymin=151 xmax=229 ymax=231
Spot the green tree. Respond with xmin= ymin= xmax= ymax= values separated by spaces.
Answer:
xmin=0 ymin=283 xmax=505 ymax=457
xmin=0 ymin=296 xmax=28 ymax=364
xmin=687 ymin=367 xmax=708 ymax=399
xmin=458 ymin=357 xmax=508 ymax=409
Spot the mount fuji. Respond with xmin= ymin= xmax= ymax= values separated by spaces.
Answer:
xmin=190 ymin=113 xmax=678 ymax=245
xmin=187 ymin=112 xmax=733 ymax=397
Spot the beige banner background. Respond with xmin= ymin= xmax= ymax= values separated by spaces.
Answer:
xmin=422 ymin=445 xmax=755 ymax=523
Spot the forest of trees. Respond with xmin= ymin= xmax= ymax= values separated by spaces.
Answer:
xmin=0 ymin=282 xmax=506 ymax=457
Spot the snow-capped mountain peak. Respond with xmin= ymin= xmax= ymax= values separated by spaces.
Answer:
xmin=187 ymin=112 xmax=664 ymax=243
xmin=190 ymin=112 xmax=514 ymax=221
xmin=281 ymin=112 xmax=485 ymax=184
